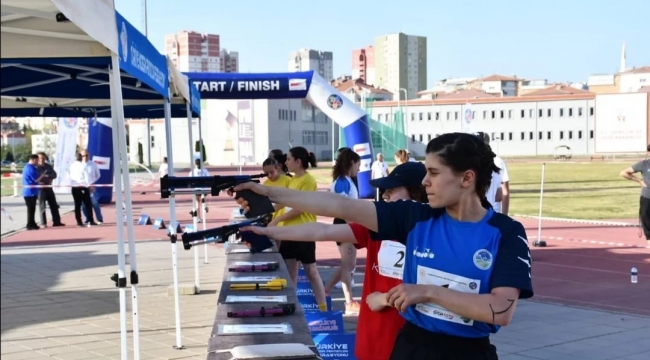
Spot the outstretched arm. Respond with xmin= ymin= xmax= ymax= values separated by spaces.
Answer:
xmin=233 ymin=182 xmax=379 ymax=232
xmin=241 ymin=223 xmax=357 ymax=244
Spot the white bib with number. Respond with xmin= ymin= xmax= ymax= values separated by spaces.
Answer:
xmin=377 ymin=241 xmax=406 ymax=280
xmin=415 ymin=265 xmax=481 ymax=326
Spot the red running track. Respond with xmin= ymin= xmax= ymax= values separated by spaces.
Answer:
xmin=2 ymin=184 xmax=648 ymax=316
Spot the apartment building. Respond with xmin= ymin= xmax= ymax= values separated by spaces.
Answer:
xmin=165 ymin=31 xmax=239 ymax=73
xmin=288 ymin=48 xmax=334 ymax=81
xmin=374 ymin=33 xmax=427 ymax=100
xmin=351 ymin=46 xmax=375 ymax=86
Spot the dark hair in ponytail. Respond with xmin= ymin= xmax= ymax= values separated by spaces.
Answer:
xmin=268 ymin=149 xmax=289 ymax=174
xmin=332 ymin=148 xmax=361 ymax=181
xmin=425 ymin=133 xmax=500 ymax=205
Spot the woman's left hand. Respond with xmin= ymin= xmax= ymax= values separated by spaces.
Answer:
xmin=387 ymin=284 xmax=433 ymax=312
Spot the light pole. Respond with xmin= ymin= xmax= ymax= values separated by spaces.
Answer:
xmin=398 ymin=88 xmax=409 ymax=152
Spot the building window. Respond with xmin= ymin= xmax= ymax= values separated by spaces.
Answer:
xmin=483 ymin=110 xmax=487 ymax=119
xmin=378 ymin=114 xmax=383 ymax=121
xmin=427 ymin=112 xmax=432 ymax=121
xmin=547 ymin=109 xmax=552 ymax=117
xmin=500 ymin=110 xmax=504 ymax=119
xmin=568 ymin=130 xmax=573 ymax=139
xmin=560 ymin=131 xmax=564 ymax=140
xmin=529 ymin=109 xmax=534 ymax=118
xmin=428 ymin=134 xmax=432 ymax=141
xmin=538 ymin=131 xmax=543 ymax=140
xmin=568 ymin=108 xmax=573 ymax=117
xmin=508 ymin=132 xmax=513 ymax=141
xmin=520 ymin=132 xmax=525 ymax=140
xmin=539 ymin=109 xmax=543 ymax=118
xmin=455 ymin=112 xmax=458 ymax=120
xmin=446 ymin=112 xmax=450 ymax=120
xmin=589 ymin=107 xmax=594 ymax=116
xmin=435 ymin=112 xmax=440 ymax=120
xmin=560 ymin=108 xmax=564 ymax=117
xmin=529 ymin=131 xmax=534 ymax=140
xmin=508 ymin=110 xmax=513 ymax=119
xmin=491 ymin=111 xmax=496 ymax=119
xmin=419 ymin=134 xmax=423 ymax=142
xmin=578 ymin=107 xmax=583 ymax=116
xmin=500 ymin=132 xmax=505 ymax=141
xmin=411 ymin=134 xmax=416 ymax=142
xmin=150 ymin=136 xmax=155 ymax=148
xmin=411 ymin=113 xmax=415 ymax=121
xmin=578 ymin=130 xmax=583 ymax=139
xmin=547 ymin=131 xmax=552 ymax=140
xmin=521 ymin=109 xmax=525 ymax=118
xmin=419 ymin=112 xmax=423 ymax=121
xmin=589 ymin=130 xmax=594 ymax=139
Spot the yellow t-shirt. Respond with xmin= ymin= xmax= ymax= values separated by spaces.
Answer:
xmin=263 ymin=174 xmax=291 ymax=222
xmin=281 ymin=172 xmax=317 ymax=227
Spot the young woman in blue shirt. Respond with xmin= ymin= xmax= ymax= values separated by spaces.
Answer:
xmin=234 ymin=133 xmax=533 ymax=359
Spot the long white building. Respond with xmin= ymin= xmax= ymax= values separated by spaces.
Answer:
xmin=368 ymin=91 xmax=649 ymax=157
xmin=127 ymin=99 xmax=335 ymax=166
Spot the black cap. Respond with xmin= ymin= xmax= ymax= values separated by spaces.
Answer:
xmin=370 ymin=162 xmax=426 ymax=190
xmin=476 ymin=132 xmax=490 ymax=144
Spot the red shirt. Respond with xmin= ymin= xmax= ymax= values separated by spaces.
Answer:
xmin=349 ymin=223 xmax=406 ymax=360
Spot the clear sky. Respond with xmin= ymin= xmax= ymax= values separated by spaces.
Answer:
xmin=115 ymin=0 xmax=650 ymax=86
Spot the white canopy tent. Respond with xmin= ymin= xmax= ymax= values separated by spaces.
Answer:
xmin=1 ymin=1 xmax=200 ymax=358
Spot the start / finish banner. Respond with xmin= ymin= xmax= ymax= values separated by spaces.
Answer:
xmin=185 ymin=71 xmax=377 ymax=199
xmin=188 ymin=71 xmax=313 ymax=100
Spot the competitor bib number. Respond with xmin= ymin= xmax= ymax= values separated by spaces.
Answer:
xmin=415 ymin=265 xmax=481 ymax=326
xmin=377 ymin=241 xmax=406 ymax=280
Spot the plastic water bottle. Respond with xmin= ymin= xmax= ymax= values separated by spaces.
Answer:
xmin=631 ymin=267 xmax=638 ymax=284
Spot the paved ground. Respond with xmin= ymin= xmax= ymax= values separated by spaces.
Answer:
xmin=2 ymin=240 xmax=650 ymax=360
xmin=2 ymin=170 xmax=650 ymax=359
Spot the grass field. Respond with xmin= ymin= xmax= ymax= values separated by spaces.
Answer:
xmin=309 ymin=161 xmax=641 ymax=220
xmin=1 ymin=177 xmax=15 ymax=197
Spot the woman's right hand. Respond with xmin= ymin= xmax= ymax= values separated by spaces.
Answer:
xmin=366 ymin=291 xmax=389 ymax=312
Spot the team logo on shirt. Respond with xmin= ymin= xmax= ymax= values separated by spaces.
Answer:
xmin=473 ymin=249 xmax=493 ymax=270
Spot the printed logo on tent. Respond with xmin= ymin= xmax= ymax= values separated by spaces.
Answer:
xmin=92 ymin=156 xmax=111 ymax=171
xmin=63 ymin=118 xmax=78 ymax=129
xmin=326 ymin=94 xmax=343 ymax=110
xmin=120 ymin=21 xmax=128 ymax=62
xmin=288 ymin=79 xmax=307 ymax=91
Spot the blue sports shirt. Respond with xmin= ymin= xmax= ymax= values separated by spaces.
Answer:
xmin=373 ymin=200 xmax=534 ymax=338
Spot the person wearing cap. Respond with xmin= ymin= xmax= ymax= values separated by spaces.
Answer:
xmin=238 ymin=162 xmax=428 ymax=360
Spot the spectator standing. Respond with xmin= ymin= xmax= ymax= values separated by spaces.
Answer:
xmin=69 ymin=151 xmax=96 ymax=227
xmin=619 ymin=144 xmax=650 ymax=248
xmin=22 ymin=154 xmax=44 ymax=230
xmin=82 ymin=151 xmax=103 ymax=225
xmin=37 ymin=152 xmax=64 ymax=227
